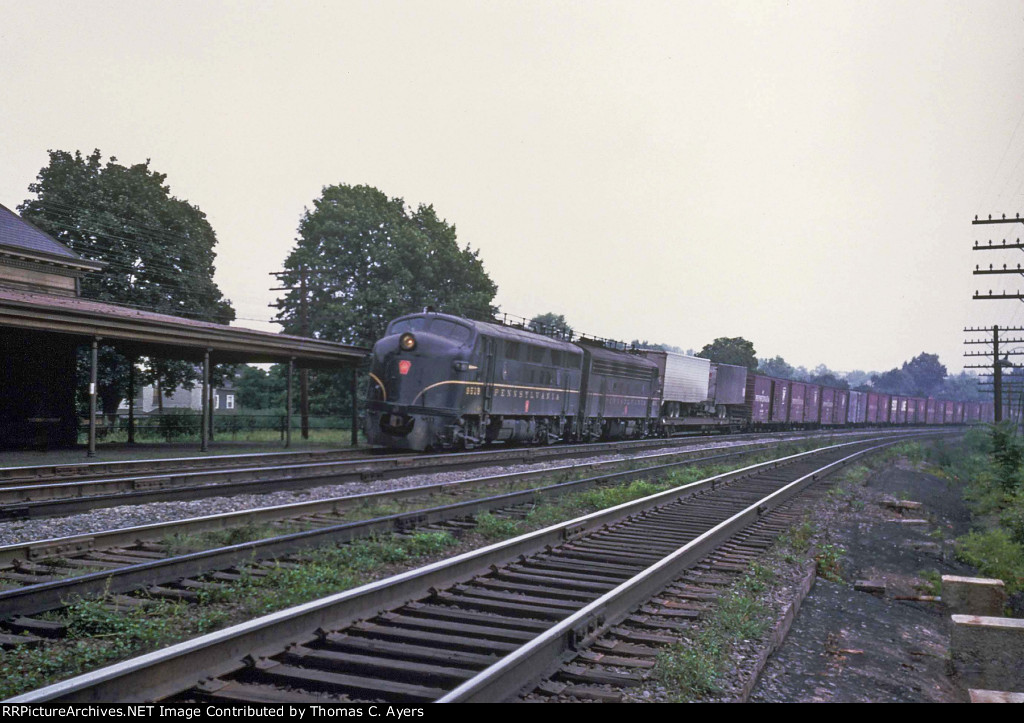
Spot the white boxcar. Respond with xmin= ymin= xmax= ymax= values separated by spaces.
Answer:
xmin=640 ymin=350 xmax=711 ymax=403
xmin=709 ymin=363 xmax=748 ymax=405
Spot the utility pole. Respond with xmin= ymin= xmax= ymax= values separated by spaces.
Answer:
xmin=969 ymin=212 xmax=1024 ymax=422
xmin=963 ymin=325 xmax=1024 ymax=422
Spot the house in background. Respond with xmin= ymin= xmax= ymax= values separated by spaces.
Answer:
xmin=119 ymin=379 xmax=238 ymax=415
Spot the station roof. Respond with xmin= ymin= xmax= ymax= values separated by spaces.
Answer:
xmin=0 ymin=286 xmax=367 ymax=368
xmin=0 ymin=203 xmax=103 ymax=273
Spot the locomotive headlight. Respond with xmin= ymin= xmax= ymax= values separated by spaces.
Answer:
xmin=399 ymin=332 xmax=417 ymax=351
xmin=452 ymin=361 xmax=478 ymax=372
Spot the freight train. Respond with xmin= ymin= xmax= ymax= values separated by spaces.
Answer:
xmin=364 ymin=311 xmax=992 ymax=451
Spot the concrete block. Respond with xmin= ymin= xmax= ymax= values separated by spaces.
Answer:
xmin=854 ymin=580 xmax=885 ymax=595
xmin=969 ymin=689 xmax=1024 ymax=703
xmin=943 ymin=576 xmax=1006 ymax=616
xmin=883 ymin=499 xmax=923 ymax=511
xmin=952 ymin=615 xmax=1024 ymax=691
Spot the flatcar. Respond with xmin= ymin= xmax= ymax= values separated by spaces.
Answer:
xmin=365 ymin=311 xmax=994 ymax=451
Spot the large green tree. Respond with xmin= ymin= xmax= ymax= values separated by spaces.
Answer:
xmin=20 ymin=149 xmax=235 ymax=415
xmin=20 ymin=149 xmax=234 ymax=321
xmin=758 ymin=355 xmax=796 ymax=379
xmin=529 ymin=312 xmax=573 ymax=338
xmin=273 ymin=184 xmax=497 ymax=346
xmin=871 ymin=352 xmax=947 ymax=397
xmin=697 ymin=337 xmax=758 ymax=370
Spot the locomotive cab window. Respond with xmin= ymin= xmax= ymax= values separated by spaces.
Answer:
xmin=388 ymin=318 xmax=427 ymax=335
xmin=427 ymin=319 xmax=471 ymax=342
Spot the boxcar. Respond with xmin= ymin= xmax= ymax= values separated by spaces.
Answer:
xmin=848 ymin=390 xmax=867 ymax=424
xmin=804 ymin=384 xmax=822 ymax=424
xmin=771 ymin=379 xmax=791 ymax=424
xmin=820 ymin=387 xmax=835 ymax=425
xmin=835 ymin=389 xmax=850 ymax=425
xmin=789 ymin=382 xmax=806 ymax=423
xmin=745 ymin=374 xmax=773 ymax=425
xmin=878 ymin=394 xmax=891 ymax=424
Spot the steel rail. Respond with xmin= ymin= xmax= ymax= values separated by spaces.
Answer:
xmin=0 ymin=440 xmax=832 ymax=617
xmin=0 ymin=448 xmax=373 ymax=486
xmin=438 ymin=439 xmax=897 ymax=702
xmin=0 ymin=429 xmax=893 ymax=520
xmin=5 ymin=432 xmax=940 ymax=704
xmin=0 ymin=429 xmax=939 ymax=565
xmin=0 ymin=433 xmax=730 ymax=488
xmin=0 ymin=437 xmax=794 ymax=567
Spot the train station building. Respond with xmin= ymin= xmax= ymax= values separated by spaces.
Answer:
xmin=0 ymin=203 xmax=368 ymax=453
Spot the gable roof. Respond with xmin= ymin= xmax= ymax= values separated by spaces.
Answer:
xmin=0 ymin=203 xmax=102 ymax=269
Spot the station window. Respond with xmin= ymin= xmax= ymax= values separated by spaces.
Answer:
xmin=226 ymin=394 xmax=235 ymax=410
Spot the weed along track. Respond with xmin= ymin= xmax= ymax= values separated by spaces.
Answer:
xmin=5 ymin=433 xmax=939 ymax=704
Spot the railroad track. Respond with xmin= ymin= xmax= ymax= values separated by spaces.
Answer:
xmin=0 ymin=429 xmax=921 ymax=520
xmin=6 ymin=431 xmax=944 ymax=704
xmin=0 ymin=437 xmax=846 ymax=637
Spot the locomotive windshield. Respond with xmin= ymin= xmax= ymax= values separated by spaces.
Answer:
xmin=387 ymin=316 xmax=473 ymax=343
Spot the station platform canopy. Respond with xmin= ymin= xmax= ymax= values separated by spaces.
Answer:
xmin=0 ymin=286 xmax=366 ymax=369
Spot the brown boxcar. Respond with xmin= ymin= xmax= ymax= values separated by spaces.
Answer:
xmin=836 ymin=389 xmax=851 ymax=424
xmin=912 ymin=397 xmax=928 ymax=424
xmin=804 ymin=384 xmax=821 ymax=424
xmin=820 ymin=387 xmax=835 ymax=425
xmin=789 ymin=382 xmax=806 ymax=423
xmin=866 ymin=393 xmax=879 ymax=424
xmin=895 ymin=396 xmax=907 ymax=424
xmin=847 ymin=390 xmax=866 ymax=424
xmin=745 ymin=374 xmax=773 ymax=424
xmin=771 ymin=379 xmax=790 ymax=423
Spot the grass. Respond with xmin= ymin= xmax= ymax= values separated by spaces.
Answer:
xmin=917 ymin=569 xmax=942 ymax=596
xmin=160 ymin=521 xmax=311 ymax=555
xmin=954 ymin=528 xmax=1024 ymax=591
xmin=0 ymin=594 xmax=231 ymax=699
xmin=927 ymin=426 xmax=1024 ymax=593
xmin=653 ymin=568 xmax=773 ymax=700
xmin=0 ymin=530 xmax=458 ymax=699
xmin=814 ymin=543 xmax=845 ymax=583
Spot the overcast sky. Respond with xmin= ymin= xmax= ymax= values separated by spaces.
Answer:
xmin=2 ymin=1 xmax=1024 ymax=374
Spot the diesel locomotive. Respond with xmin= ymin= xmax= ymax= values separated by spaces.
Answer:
xmin=364 ymin=311 xmax=992 ymax=451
